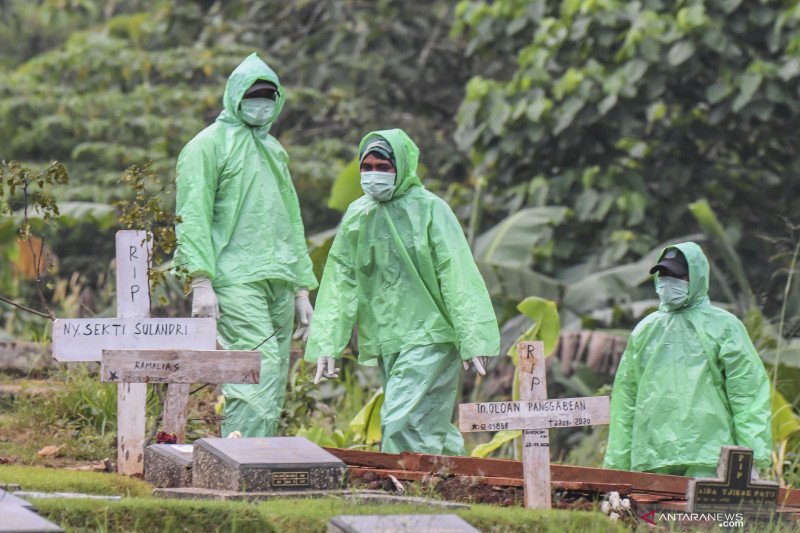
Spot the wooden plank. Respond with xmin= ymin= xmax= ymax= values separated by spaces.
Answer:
xmin=458 ymin=396 xmax=610 ymax=432
xmin=53 ymin=317 xmax=217 ymax=362
xmin=325 ymin=447 xmax=800 ymax=507
xmin=350 ymin=467 xmax=632 ymax=492
xmin=115 ymin=230 xmax=151 ymax=319
xmin=115 ymin=230 xmax=149 ymax=477
xmin=162 ymin=383 xmax=190 ymax=443
xmin=101 ymin=350 xmax=260 ymax=384
xmin=518 ymin=341 xmax=551 ymax=509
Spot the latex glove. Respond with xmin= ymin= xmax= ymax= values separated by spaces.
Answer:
xmin=293 ymin=289 xmax=314 ymax=341
xmin=463 ymin=356 xmax=488 ymax=376
xmin=191 ymin=276 xmax=219 ymax=319
xmin=314 ymin=357 xmax=340 ymax=384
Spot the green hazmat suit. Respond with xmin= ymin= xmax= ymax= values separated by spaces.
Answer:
xmin=604 ymin=242 xmax=772 ymax=475
xmin=304 ymin=128 xmax=500 ymax=455
xmin=174 ymin=53 xmax=317 ymax=437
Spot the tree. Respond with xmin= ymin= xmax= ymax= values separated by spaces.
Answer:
xmin=453 ymin=0 xmax=800 ymax=311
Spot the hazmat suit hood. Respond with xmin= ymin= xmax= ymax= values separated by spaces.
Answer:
xmin=218 ymin=53 xmax=286 ymax=135
xmin=605 ymin=240 xmax=772 ymax=473
xmin=359 ymin=129 xmax=423 ymax=200
xmin=654 ymin=241 xmax=710 ymax=312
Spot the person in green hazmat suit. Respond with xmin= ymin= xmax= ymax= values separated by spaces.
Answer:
xmin=303 ymin=129 xmax=500 ymax=455
xmin=174 ymin=53 xmax=317 ymax=437
xmin=604 ymin=242 xmax=771 ymax=476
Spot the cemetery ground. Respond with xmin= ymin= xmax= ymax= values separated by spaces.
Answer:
xmin=0 ymin=368 xmax=627 ymax=532
xmin=0 ymin=370 xmax=798 ymax=533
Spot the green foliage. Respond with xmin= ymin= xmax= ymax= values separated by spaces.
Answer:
xmin=38 ymin=498 xmax=273 ymax=533
xmin=511 ymin=296 xmax=561 ymax=360
xmin=0 ymin=465 xmax=151 ymax=497
xmin=115 ymin=163 xmax=187 ymax=299
xmin=8 ymin=366 xmax=163 ymax=459
xmin=327 ymin=157 xmax=362 ymax=212
xmin=454 ymin=0 xmax=800 ymax=309
xmin=348 ymin=388 xmax=384 ymax=446
xmin=33 ymin=497 xmax=627 ymax=533
xmin=472 ymin=296 xmax=560 ymax=459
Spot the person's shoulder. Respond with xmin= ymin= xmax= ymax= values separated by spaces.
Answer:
xmin=183 ymin=123 xmax=221 ymax=150
xmin=702 ymin=305 xmax=749 ymax=335
xmin=631 ymin=310 xmax=663 ymax=336
xmin=342 ymin=196 xmax=372 ymax=220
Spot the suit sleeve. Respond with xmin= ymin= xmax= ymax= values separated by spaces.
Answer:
xmin=720 ymin=319 xmax=773 ymax=469
xmin=174 ymin=134 xmax=222 ymax=280
xmin=604 ymin=340 xmax=638 ymax=471
xmin=303 ymin=220 xmax=358 ymax=362
xmin=430 ymin=200 xmax=500 ymax=360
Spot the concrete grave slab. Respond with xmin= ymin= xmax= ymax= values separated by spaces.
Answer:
xmin=0 ymin=489 xmax=34 ymax=509
xmin=192 ymin=437 xmax=347 ymax=492
xmin=0 ymin=504 xmax=63 ymax=532
xmin=144 ymin=444 xmax=193 ymax=488
xmin=327 ymin=514 xmax=479 ymax=533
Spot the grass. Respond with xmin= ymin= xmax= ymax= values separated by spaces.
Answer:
xmin=0 ymin=465 xmax=152 ymax=497
xmin=32 ymin=498 xmax=627 ymax=533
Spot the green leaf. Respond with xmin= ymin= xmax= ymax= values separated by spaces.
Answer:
xmin=779 ymin=59 xmax=800 ymax=81
xmin=667 ymin=41 xmax=695 ymax=66
xmin=554 ymin=97 xmax=585 ymax=134
xmin=349 ymin=389 xmax=384 ymax=445
xmin=688 ymin=199 xmax=753 ymax=307
xmin=514 ymin=296 xmax=561 ymax=358
xmin=296 ymin=426 xmax=339 ymax=448
xmin=470 ymin=430 xmax=521 ymax=458
xmin=473 ymin=206 xmax=568 ymax=267
xmin=772 ymin=386 xmax=800 ymax=442
xmin=327 ymin=157 xmax=362 ymax=212
xmin=706 ymin=82 xmax=732 ymax=104
xmin=732 ymin=72 xmax=762 ymax=112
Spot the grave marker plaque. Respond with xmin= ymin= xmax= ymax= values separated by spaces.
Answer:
xmin=192 ymin=437 xmax=347 ymax=492
xmin=687 ymin=446 xmax=778 ymax=515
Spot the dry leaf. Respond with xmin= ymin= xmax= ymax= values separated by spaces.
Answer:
xmin=37 ymin=445 xmax=63 ymax=457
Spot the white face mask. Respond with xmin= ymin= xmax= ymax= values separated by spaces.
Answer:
xmin=239 ymin=98 xmax=275 ymax=126
xmin=656 ymin=276 xmax=689 ymax=310
xmin=361 ymin=171 xmax=396 ymax=202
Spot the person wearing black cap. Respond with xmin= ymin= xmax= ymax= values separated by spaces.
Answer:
xmin=604 ymin=242 xmax=772 ymax=477
xmin=174 ymin=54 xmax=317 ymax=437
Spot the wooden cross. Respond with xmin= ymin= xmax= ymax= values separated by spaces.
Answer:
xmin=51 ymin=230 xmax=239 ymax=474
xmin=100 ymin=348 xmax=259 ymax=444
xmin=459 ymin=341 xmax=611 ymax=508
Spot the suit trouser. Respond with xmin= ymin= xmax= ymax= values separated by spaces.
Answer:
xmin=215 ymin=279 xmax=294 ymax=437
xmin=378 ymin=343 xmax=465 ymax=456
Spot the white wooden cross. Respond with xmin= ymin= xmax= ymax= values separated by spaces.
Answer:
xmin=52 ymin=230 xmax=218 ymax=475
xmin=459 ymin=341 xmax=611 ymax=508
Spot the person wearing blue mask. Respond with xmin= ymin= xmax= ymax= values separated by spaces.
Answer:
xmin=304 ymin=129 xmax=500 ymax=455
xmin=604 ymin=242 xmax=772 ymax=477
xmin=174 ymin=54 xmax=317 ymax=438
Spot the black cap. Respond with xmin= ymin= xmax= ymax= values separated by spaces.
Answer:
xmin=243 ymin=80 xmax=277 ymax=99
xmin=649 ymin=247 xmax=688 ymax=277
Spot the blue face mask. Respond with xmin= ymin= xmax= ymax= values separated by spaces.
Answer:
xmin=361 ymin=171 xmax=396 ymax=202
xmin=656 ymin=276 xmax=689 ymax=310
xmin=239 ymin=98 xmax=275 ymax=126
